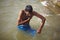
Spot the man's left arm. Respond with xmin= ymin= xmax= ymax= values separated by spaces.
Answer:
xmin=33 ymin=11 xmax=46 ymax=34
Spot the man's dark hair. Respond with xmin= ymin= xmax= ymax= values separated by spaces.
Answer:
xmin=25 ymin=5 xmax=33 ymax=12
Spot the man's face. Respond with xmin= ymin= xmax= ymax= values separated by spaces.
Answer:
xmin=25 ymin=11 xmax=30 ymax=15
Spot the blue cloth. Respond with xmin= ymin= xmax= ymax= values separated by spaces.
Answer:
xmin=17 ymin=24 xmax=36 ymax=36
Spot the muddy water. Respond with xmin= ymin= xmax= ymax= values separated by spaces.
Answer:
xmin=0 ymin=0 xmax=60 ymax=40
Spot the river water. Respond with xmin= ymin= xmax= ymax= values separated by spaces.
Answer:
xmin=0 ymin=0 xmax=60 ymax=40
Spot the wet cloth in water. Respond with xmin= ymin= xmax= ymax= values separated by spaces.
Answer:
xmin=17 ymin=24 xmax=36 ymax=36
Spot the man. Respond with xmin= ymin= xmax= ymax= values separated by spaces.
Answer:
xmin=17 ymin=5 xmax=46 ymax=34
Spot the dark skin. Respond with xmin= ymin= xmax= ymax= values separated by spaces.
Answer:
xmin=17 ymin=10 xmax=46 ymax=34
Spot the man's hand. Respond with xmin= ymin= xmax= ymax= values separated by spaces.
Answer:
xmin=37 ymin=30 xmax=41 ymax=34
xmin=18 ymin=17 xmax=30 ymax=25
xmin=37 ymin=27 xmax=42 ymax=34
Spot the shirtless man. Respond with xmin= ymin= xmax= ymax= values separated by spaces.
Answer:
xmin=17 ymin=5 xmax=46 ymax=34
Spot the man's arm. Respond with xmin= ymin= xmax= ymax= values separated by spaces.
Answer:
xmin=33 ymin=11 xmax=46 ymax=34
xmin=17 ymin=10 xmax=30 ymax=26
xmin=18 ymin=18 xmax=30 ymax=25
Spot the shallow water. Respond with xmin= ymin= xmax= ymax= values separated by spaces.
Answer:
xmin=0 ymin=0 xmax=60 ymax=40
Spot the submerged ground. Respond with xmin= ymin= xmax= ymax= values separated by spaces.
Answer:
xmin=0 ymin=0 xmax=60 ymax=40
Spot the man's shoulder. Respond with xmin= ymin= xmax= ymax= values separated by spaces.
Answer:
xmin=19 ymin=10 xmax=24 ymax=15
xmin=33 ymin=11 xmax=39 ymax=14
xmin=32 ymin=11 xmax=38 ymax=14
xmin=21 ymin=10 xmax=24 ymax=12
xmin=19 ymin=10 xmax=25 ymax=14
xmin=33 ymin=11 xmax=36 ymax=13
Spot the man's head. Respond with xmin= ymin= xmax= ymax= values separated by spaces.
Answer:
xmin=25 ymin=5 xmax=33 ymax=13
